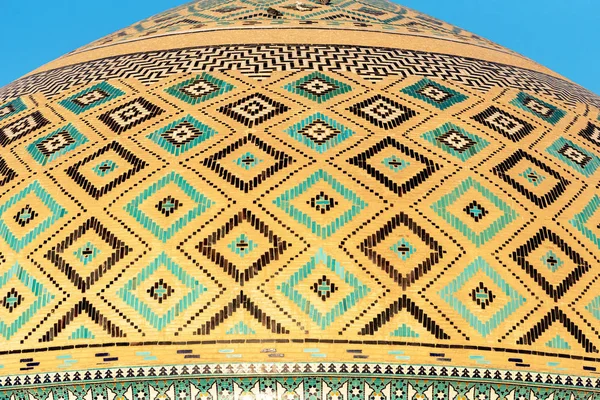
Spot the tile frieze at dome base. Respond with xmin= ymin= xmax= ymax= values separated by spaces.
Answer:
xmin=0 ymin=0 xmax=599 ymax=399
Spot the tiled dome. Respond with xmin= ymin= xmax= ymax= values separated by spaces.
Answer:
xmin=0 ymin=1 xmax=599 ymax=399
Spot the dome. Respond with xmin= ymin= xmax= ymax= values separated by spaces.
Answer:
xmin=0 ymin=1 xmax=599 ymax=399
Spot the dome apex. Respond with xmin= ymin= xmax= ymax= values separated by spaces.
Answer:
xmin=25 ymin=0 xmax=563 ymax=82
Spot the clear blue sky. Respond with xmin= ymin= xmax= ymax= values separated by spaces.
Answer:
xmin=0 ymin=0 xmax=597 ymax=95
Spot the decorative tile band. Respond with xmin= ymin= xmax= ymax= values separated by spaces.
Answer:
xmin=2 ymin=362 xmax=600 ymax=400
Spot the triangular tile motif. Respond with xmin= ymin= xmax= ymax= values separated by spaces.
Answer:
xmin=545 ymin=334 xmax=571 ymax=350
xmin=569 ymin=194 xmax=600 ymax=250
xmin=195 ymin=291 xmax=289 ymax=335
xmin=225 ymin=321 xmax=256 ymax=335
xmin=1 ymin=374 xmax=595 ymax=400
xmin=0 ymin=156 xmax=16 ymax=188
xmin=516 ymin=307 xmax=597 ymax=353
xmin=389 ymin=324 xmax=420 ymax=338
xmin=209 ymin=307 xmax=282 ymax=338
xmin=359 ymin=295 xmax=450 ymax=339
xmin=39 ymin=298 xmax=126 ymax=342
xmin=585 ymin=295 xmax=600 ymax=321
xmin=68 ymin=325 xmax=96 ymax=340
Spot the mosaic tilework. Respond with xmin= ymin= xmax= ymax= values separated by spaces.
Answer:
xmin=401 ymin=78 xmax=468 ymax=110
xmin=283 ymin=71 xmax=352 ymax=103
xmin=421 ymin=122 xmax=489 ymax=161
xmin=117 ymin=252 xmax=208 ymax=331
xmin=546 ymin=137 xmax=600 ymax=177
xmin=43 ymin=216 xmax=132 ymax=292
xmin=347 ymin=137 xmax=440 ymax=196
xmin=277 ymin=248 xmax=370 ymax=330
xmin=510 ymin=91 xmax=566 ymax=125
xmin=0 ymin=111 xmax=50 ymax=146
xmin=196 ymin=209 xmax=289 ymax=284
xmin=58 ymin=82 xmax=125 ymax=115
xmin=65 ymin=141 xmax=148 ymax=199
xmin=3 ymin=364 xmax=600 ymax=400
xmin=438 ymin=257 xmax=526 ymax=337
xmin=492 ymin=150 xmax=571 ymax=209
xmin=570 ymin=195 xmax=600 ymax=250
xmin=0 ymin=98 xmax=26 ymax=122
xmin=511 ymin=227 xmax=591 ymax=301
xmin=218 ymin=93 xmax=289 ymax=127
xmin=0 ymin=0 xmax=598 ymax=395
xmin=125 ymin=171 xmax=214 ymax=242
xmin=39 ymin=297 xmax=126 ymax=342
xmin=147 ymin=114 xmax=218 ymax=156
xmin=578 ymin=121 xmax=600 ymax=148
xmin=0 ymin=262 xmax=54 ymax=340
xmin=201 ymin=133 xmax=295 ymax=193
xmin=471 ymin=106 xmax=535 ymax=142
xmin=165 ymin=73 xmax=234 ymax=105
xmin=348 ymin=95 xmax=416 ymax=130
xmin=431 ymin=177 xmax=518 ymax=247
xmin=98 ymin=97 xmax=164 ymax=134
xmin=0 ymin=180 xmax=67 ymax=252
xmin=359 ymin=212 xmax=443 ymax=289
xmin=26 ymin=123 xmax=88 ymax=166
xmin=285 ymin=113 xmax=355 ymax=154
xmin=273 ymin=169 xmax=367 ymax=239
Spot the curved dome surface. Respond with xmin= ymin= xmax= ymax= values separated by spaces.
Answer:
xmin=0 ymin=1 xmax=599 ymax=399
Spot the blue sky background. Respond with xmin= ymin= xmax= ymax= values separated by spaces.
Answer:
xmin=0 ymin=0 xmax=597 ymax=95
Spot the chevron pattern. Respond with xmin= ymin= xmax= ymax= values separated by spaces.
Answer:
xmin=1 ymin=45 xmax=598 ymax=109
